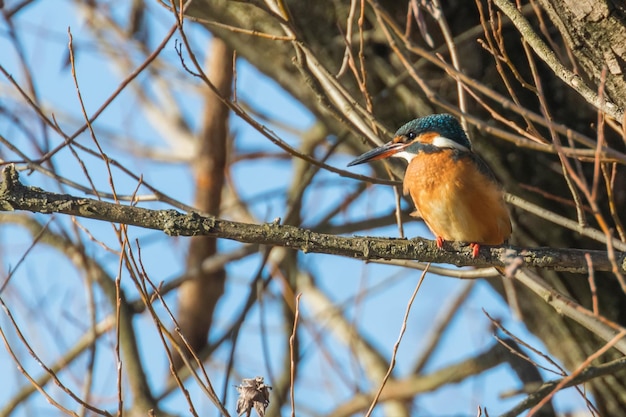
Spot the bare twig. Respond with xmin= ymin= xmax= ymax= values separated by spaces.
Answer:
xmin=513 ymin=269 xmax=626 ymax=355
xmin=0 ymin=298 xmax=111 ymax=416
xmin=413 ymin=281 xmax=474 ymax=373
xmin=289 ymin=293 xmax=301 ymax=417
xmin=491 ymin=0 xmax=624 ymax=120
xmin=0 ymin=316 xmax=114 ymax=416
xmin=528 ymin=329 xmax=626 ymax=416
xmin=502 ymin=355 xmax=626 ymax=416
xmin=365 ymin=264 xmax=429 ymax=417
xmin=327 ymin=341 xmax=510 ymax=417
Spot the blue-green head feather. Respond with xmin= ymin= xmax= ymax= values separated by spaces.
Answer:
xmin=395 ymin=114 xmax=471 ymax=150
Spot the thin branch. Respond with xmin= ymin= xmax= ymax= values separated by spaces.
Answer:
xmin=513 ymin=269 xmax=626 ymax=355
xmin=365 ymin=265 xmax=428 ymax=417
xmin=297 ymin=269 xmax=408 ymax=416
xmin=0 ymin=316 xmax=115 ymax=417
xmin=5 ymin=163 xmax=626 ymax=358
xmin=328 ymin=341 xmax=511 ymax=417
xmin=502 ymin=355 xmax=626 ymax=416
xmin=528 ymin=329 xmax=626 ymax=416
xmin=491 ymin=0 xmax=623 ymax=120
xmin=412 ymin=281 xmax=475 ymax=373
xmin=289 ymin=293 xmax=301 ymax=417
xmin=0 ymin=298 xmax=111 ymax=416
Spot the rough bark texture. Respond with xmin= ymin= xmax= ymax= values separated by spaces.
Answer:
xmin=513 ymin=2 xmax=626 ymax=414
xmin=184 ymin=0 xmax=626 ymax=414
xmin=538 ymin=0 xmax=626 ymax=109
xmin=1 ymin=165 xmax=620 ymax=272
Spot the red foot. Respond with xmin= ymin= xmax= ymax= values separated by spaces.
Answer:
xmin=470 ymin=243 xmax=480 ymax=258
xmin=436 ymin=236 xmax=444 ymax=249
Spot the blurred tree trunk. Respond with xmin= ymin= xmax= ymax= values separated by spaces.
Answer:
xmin=173 ymin=38 xmax=232 ymax=368
xmin=186 ymin=0 xmax=626 ymax=414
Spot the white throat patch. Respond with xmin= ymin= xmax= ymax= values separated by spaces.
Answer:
xmin=392 ymin=150 xmax=416 ymax=163
xmin=431 ymin=135 xmax=469 ymax=151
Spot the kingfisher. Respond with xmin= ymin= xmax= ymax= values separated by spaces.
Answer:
xmin=348 ymin=114 xmax=511 ymax=258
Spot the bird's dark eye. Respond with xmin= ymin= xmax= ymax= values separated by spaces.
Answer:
xmin=407 ymin=132 xmax=417 ymax=140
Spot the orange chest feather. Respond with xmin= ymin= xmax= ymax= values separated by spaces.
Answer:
xmin=403 ymin=150 xmax=511 ymax=245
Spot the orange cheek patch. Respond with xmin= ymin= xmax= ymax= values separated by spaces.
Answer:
xmin=417 ymin=132 xmax=439 ymax=145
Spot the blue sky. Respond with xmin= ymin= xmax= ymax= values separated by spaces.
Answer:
xmin=0 ymin=1 xmax=588 ymax=416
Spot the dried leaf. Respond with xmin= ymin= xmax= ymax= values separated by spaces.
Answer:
xmin=235 ymin=376 xmax=272 ymax=417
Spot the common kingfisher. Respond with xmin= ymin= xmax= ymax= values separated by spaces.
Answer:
xmin=348 ymin=114 xmax=511 ymax=258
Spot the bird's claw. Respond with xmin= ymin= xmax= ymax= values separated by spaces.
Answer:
xmin=469 ymin=242 xmax=480 ymax=258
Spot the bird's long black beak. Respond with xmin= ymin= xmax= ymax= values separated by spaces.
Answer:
xmin=347 ymin=141 xmax=407 ymax=166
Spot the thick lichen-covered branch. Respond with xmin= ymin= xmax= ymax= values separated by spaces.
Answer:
xmin=0 ymin=165 xmax=623 ymax=273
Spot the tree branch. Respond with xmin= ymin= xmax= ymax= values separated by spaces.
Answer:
xmin=502 ymin=355 xmax=626 ymax=417
xmin=1 ymin=165 xmax=624 ymax=273
xmin=327 ymin=341 xmax=511 ymax=417
xmin=492 ymin=0 xmax=624 ymax=120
